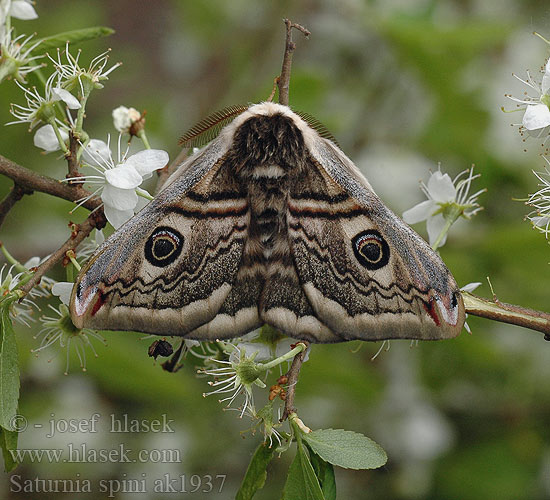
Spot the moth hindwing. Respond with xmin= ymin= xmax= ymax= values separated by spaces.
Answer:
xmin=71 ymin=102 xmax=465 ymax=343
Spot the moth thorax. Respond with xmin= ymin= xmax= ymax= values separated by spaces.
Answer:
xmin=230 ymin=113 xmax=307 ymax=176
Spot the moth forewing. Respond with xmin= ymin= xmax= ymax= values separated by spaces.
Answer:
xmin=70 ymin=133 xmax=244 ymax=334
xmin=70 ymin=102 xmax=465 ymax=342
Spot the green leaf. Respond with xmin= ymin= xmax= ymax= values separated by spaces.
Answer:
xmin=282 ymin=439 xmax=325 ymax=500
xmin=34 ymin=27 xmax=115 ymax=53
xmin=0 ymin=427 xmax=18 ymax=472
xmin=303 ymin=429 xmax=387 ymax=470
xmin=0 ymin=306 xmax=20 ymax=431
xmin=236 ymin=442 xmax=275 ymax=500
xmin=308 ymin=446 xmax=336 ymax=500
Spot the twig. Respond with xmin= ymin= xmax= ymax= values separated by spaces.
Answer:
xmin=281 ymin=341 xmax=310 ymax=421
xmin=463 ymin=292 xmax=550 ymax=337
xmin=0 ymin=183 xmax=32 ymax=229
xmin=66 ymin=131 xmax=83 ymax=183
xmin=0 ymin=154 xmax=101 ymax=211
xmin=20 ymin=210 xmax=106 ymax=295
xmin=277 ymin=19 xmax=310 ymax=106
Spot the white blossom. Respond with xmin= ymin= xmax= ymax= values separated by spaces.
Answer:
xmin=403 ymin=167 xmax=485 ymax=248
xmin=76 ymin=137 xmax=168 ymax=228
xmin=112 ymin=105 xmax=142 ymax=133
xmin=526 ymin=159 xmax=550 ymax=237
xmin=459 ymin=282 xmax=482 ymax=335
xmin=0 ymin=264 xmax=34 ymax=325
xmin=231 ymin=329 xmax=309 ymax=364
xmin=0 ymin=1 xmax=38 ymax=39
xmin=200 ymin=343 xmax=266 ymax=417
xmin=48 ymin=42 xmax=121 ymax=97
xmin=0 ymin=257 xmax=55 ymax=324
xmin=8 ymin=72 xmax=80 ymax=129
xmin=0 ymin=29 xmax=43 ymax=82
xmin=51 ymin=281 xmax=73 ymax=306
xmin=0 ymin=1 xmax=8 ymax=28
xmin=33 ymin=123 xmax=69 ymax=152
xmin=77 ymin=229 xmax=105 ymax=261
xmin=240 ymin=401 xmax=284 ymax=448
xmin=199 ymin=336 xmax=308 ymax=418
xmin=33 ymin=304 xmax=106 ymax=375
xmin=51 ymin=86 xmax=80 ymax=108
xmin=460 ymin=282 xmax=482 ymax=293
xmin=507 ymin=57 xmax=550 ymax=140
xmin=8 ymin=0 xmax=37 ymax=20
xmin=22 ymin=254 xmax=54 ymax=298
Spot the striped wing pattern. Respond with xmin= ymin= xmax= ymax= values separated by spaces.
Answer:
xmin=71 ymin=102 xmax=464 ymax=342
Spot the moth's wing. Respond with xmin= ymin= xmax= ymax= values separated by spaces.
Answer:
xmin=288 ymin=137 xmax=465 ymax=341
xmin=70 ymin=137 xmax=261 ymax=340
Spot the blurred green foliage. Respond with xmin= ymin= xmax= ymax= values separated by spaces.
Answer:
xmin=1 ymin=0 xmax=550 ymax=499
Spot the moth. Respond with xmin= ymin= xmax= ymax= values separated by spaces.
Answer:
xmin=70 ymin=102 xmax=465 ymax=343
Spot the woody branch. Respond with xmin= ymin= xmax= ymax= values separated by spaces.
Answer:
xmin=462 ymin=292 xmax=550 ymax=338
xmin=277 ymin=19 xmax=310 ymax=106
xmin=0 ymin=154 xmax=101 ymax=212
xmin=0 ymin=148 xmax=104 ymax=294
xmin=20 ymin=211 xmax=106 ymax=294
xmin=0 ymin=182 xmax=32 ymax=229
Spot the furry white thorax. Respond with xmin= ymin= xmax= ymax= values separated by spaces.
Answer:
xmin=218 ymin=101 xmax=319 ymax=151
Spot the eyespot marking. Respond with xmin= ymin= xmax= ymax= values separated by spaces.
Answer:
xmin=352 ymin=230 xmax=390 ymax=270
xmin=145 ymin=227 xmax=184 ymax=267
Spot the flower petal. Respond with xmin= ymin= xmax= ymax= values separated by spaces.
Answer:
xmin=522 ymin=103 xmax=550 ymax=131
xmin=124 ymin=149 xmax=169 ymax=178
xmin=10 ymin=0 xmax=38 ymax=20
xmin=427 ymin=213 xmax=447 ymax=247
xmin=101 ymin=184 xmax=138 ymax=211
xmin=428 ymin=171 xmax=456 ymax=203
xmin=24 ymin=256 xmax=41 ymax=268
xmin=33 ymin=124 xmax=68 ymax=152
xmin=112 ymin=106 xmax=131 ymax=132
xmin=51 ymin=88 xmax=81 ymax=109
xmin=543 ymin=59 xmax=550 ymax=96
xmin=403 ymin=200 xmax=436 ymax=224
xmin=526 ymin=125 xmax=550 ymax=139
xmin=184 ymin=339 xmax=201 ymax=348
xmin=231 ymin=342 xmax=272 ymax=363
xmin=112 ymin=106 xmax=141 ymax=132
xmin=104 ymin=205 xmax=134 ymax=229
xmin=94 ymin=229 xmax=105 ymax=246
xmin=460 ymin=282 xmax=482 ymax=293
xmin=104 ymin=165 xmax=142 ymax=189
xmin=0 ymin=2 xmax=10 ymax=26
xmin=82 ymin=139 xmax=112 ymax=167
xmin=134 ymin=195 xmax=149 ymax=213
xmin=530 ymin=215 xmax=550 ymax=229
xmin=274 ymin=338 xmax=296 ymax=358
xmin=52 ymin=282 xmax=74 ymax=306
